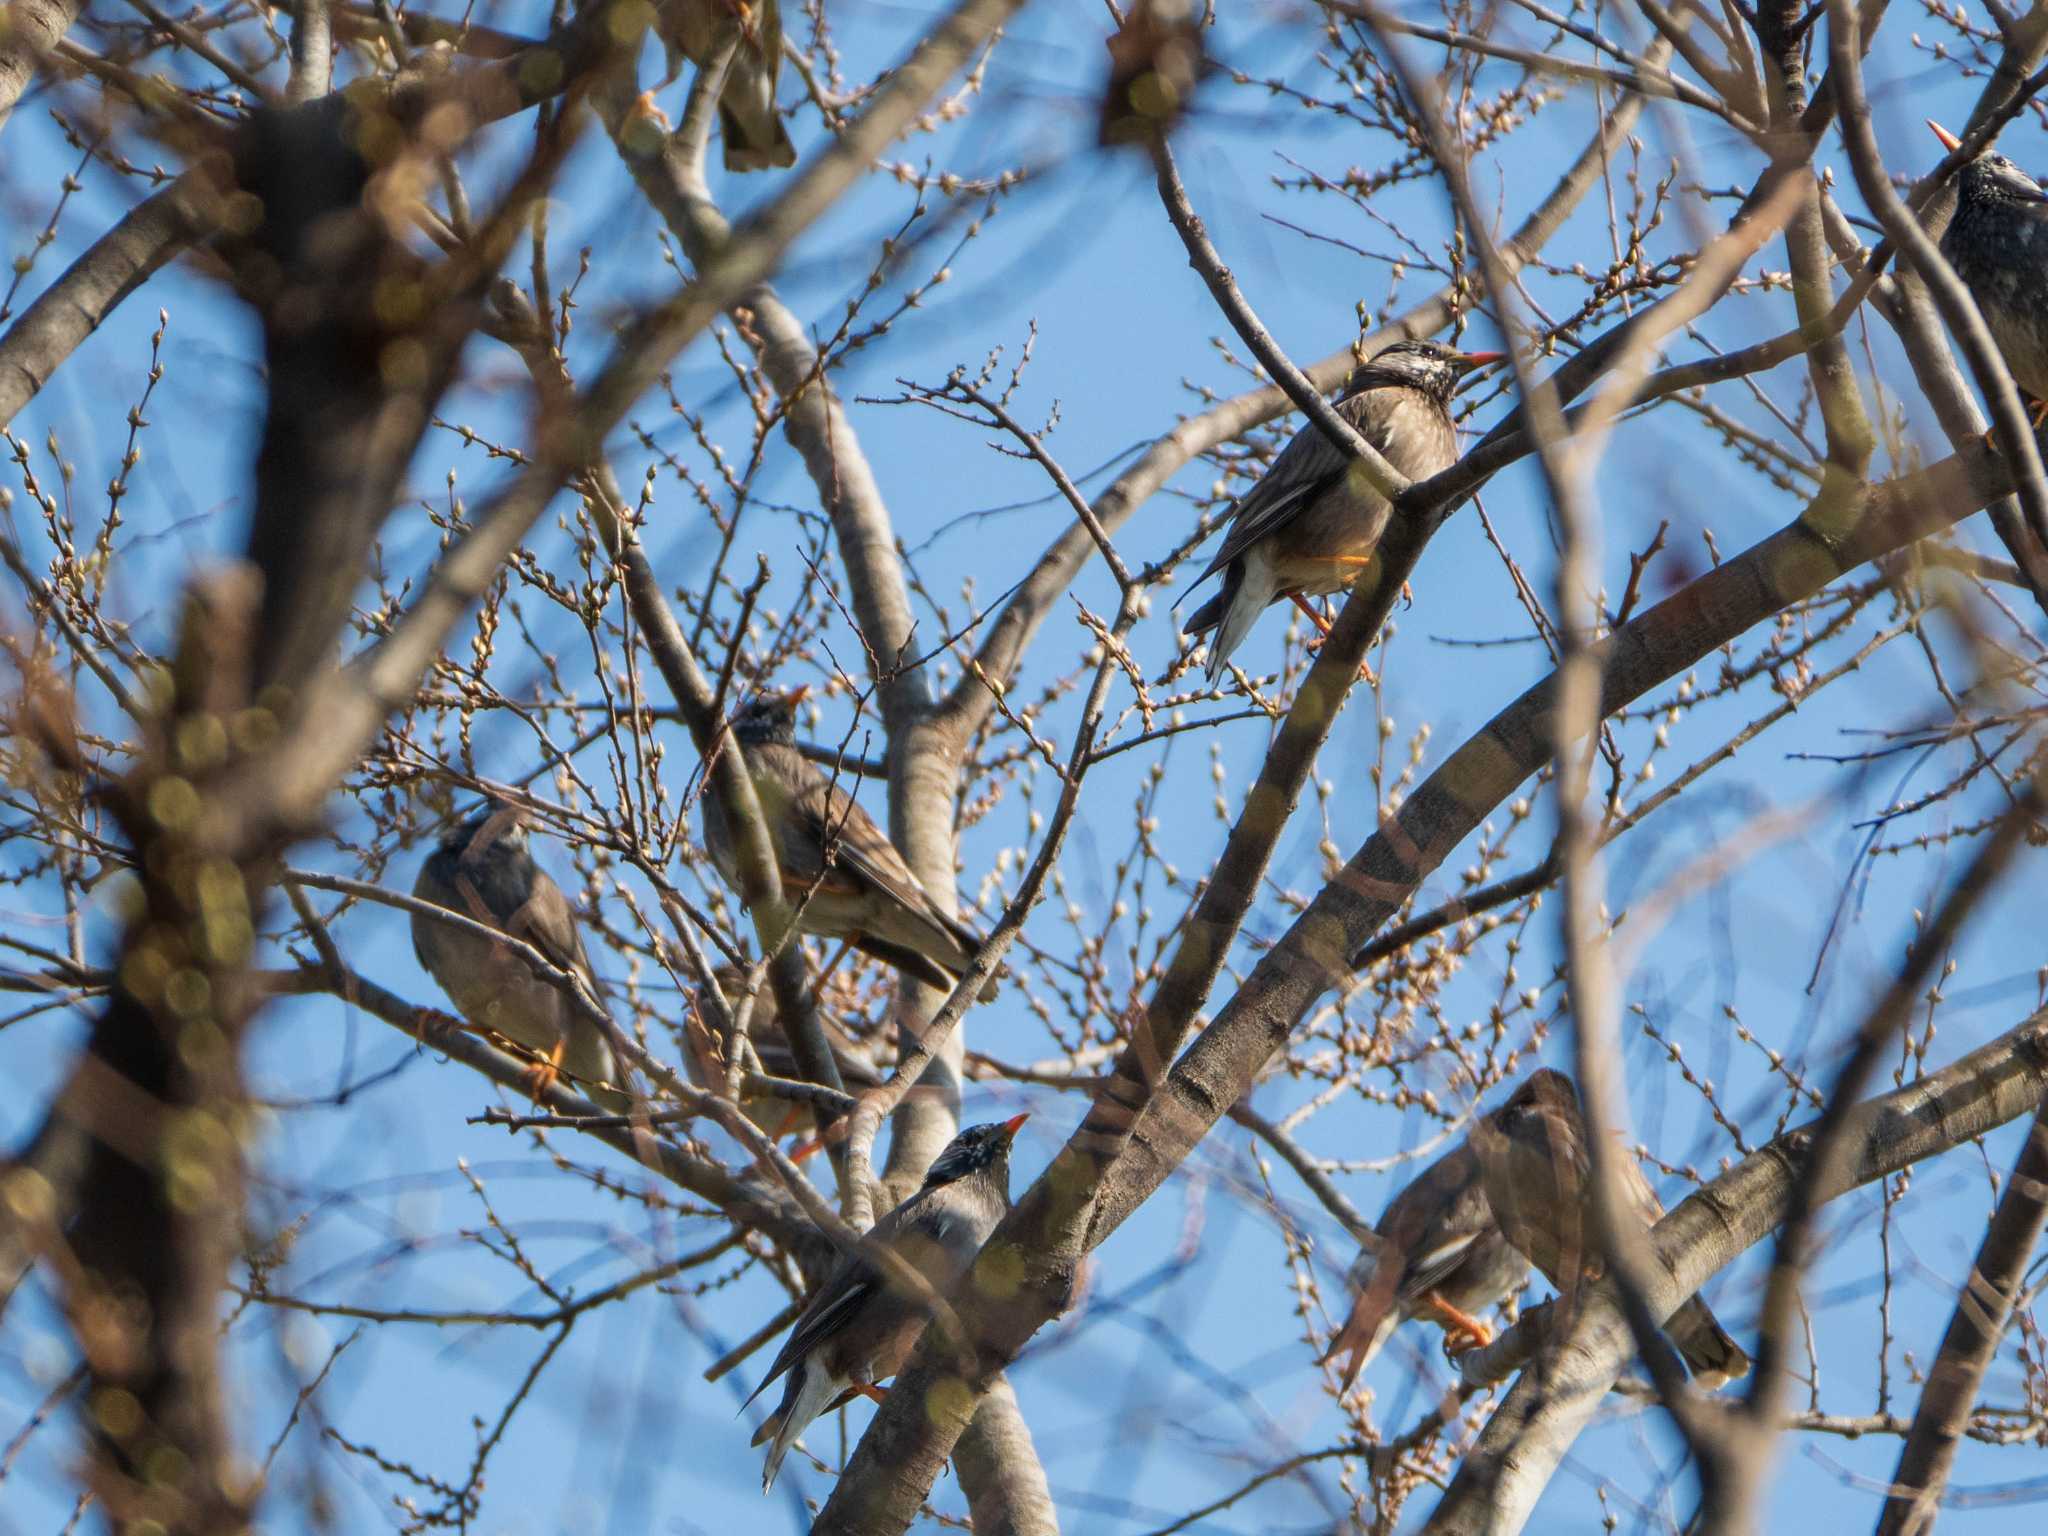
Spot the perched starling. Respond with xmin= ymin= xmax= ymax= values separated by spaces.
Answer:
xmin=1467 ymin=1069 xmax=1749 ymax=1388
xmin=745 ymin=1114 xmax=1028 ymax=1488
xmin=1931 ymin=120 xmax=2048 ymax=422
xmin=1320 ymin=1140 xmax=1528 ymax=1391
xmin=411 ymin=799 xmax=625 ymax=1106
xmin=648 ymin=0 xmax=796 ymax=172
xmin=701 ymin=689 xmax=998 ymax=1001
xmin=684 ymin=963 xmax=884 ymax=1141
xmin=1179 ymin=340 xmax=1499 ymax=684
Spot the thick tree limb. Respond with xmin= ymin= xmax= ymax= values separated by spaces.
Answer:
xmin=939 ymin=63 xmax=1660 ymax=732
xmin=0 ymin=177 xmax=208 ymax=432
xmin=0 ymin=0 xmax=83 ymax=135
xmin=806 ymin=419 xmax=2030 ymax=1536
xmin=1419 ymin=1008 xmax=2048 ymax=1534
xmin=1874 ymin=1094 xmax=2048 ymax=1536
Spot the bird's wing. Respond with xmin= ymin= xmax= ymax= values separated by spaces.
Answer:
xmin=509 ymin=872 xmax=598 ymax=988
xmin=743 ymin=1251 xmax=883 ymax=1408
xmin=1399 ymin=1229 xmax=1483 ymax=1302
xmin=1186 ymin=391 xmax=1402 ymax=592
xmin=1616 ymin=1138 xmax=1667 ymax=1229
xmin=743 ymin=1196 xmax=937 ymax=1407
xmin=793 ymin=774 xmax=950 ymax=926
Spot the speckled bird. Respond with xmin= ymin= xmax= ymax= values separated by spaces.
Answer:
xmin=1179 ymin=340 xmax=1499 ymax=683
xmin=1932 ymin=120 xmax=2048 ymax=422
xmin=1467 ymin=1069 xmax=1749 ymax=1388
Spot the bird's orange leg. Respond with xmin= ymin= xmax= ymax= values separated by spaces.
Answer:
xmin=1422 ymin=1291 xmax=1493 ymax=1355
xmin=852 ymin=1382 xmax=890 ymax=1405
xmin=1291 ymin=563 xmax=1383 ymax=683
xmin=628 ymin=91 xmax=672 ymax=132
xmin=523 ymin=1039 xmax=568 ymax=1103
xmin=1289 ymin=592 xmax=1334 ymax=634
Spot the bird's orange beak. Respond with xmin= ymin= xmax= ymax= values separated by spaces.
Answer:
xmin=784 ymin=684 xmax=811 ymax=708
xmin=1928 ymin=119 xmax=1962 ymax=153
xmin=1459 ymin=351 xmax=1506 ymax=368
xmin=998 ymin=1112 xmax=1030 ymax=1141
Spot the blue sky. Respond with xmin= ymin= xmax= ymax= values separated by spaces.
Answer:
xmin=4 ymin=2 xmax=2047 ymax=1532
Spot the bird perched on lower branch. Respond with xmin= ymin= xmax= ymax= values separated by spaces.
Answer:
xmin=744 ymin=1113 xmax=1028 ymax=1488
xmin=411 ymin=799 xmax=626 ymax=1108
xmin=1178 ymin=339 xmax=1500 ymax=684
xmin=701 ymin=688 xmax=998 ymax=1001
xmin=1930 ymin=120 xmax=2048 ymax=427
xmin=1466 ymin=1069 xmax=1750 ymax=1388
xmin=684 ymin=963 xmax=883 ymax=1145
xmin=1320 ymin=1140 xmax=1528 ymax=1391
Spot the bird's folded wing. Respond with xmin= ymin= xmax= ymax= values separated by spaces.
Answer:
xmin=743 ymin=1258 xmax=881 ymax=1408
xmin=510 ymin=879 xmax=598 ymax=987
xmin=1189 ymin=402 xmax=1402 ymax=590
xmin=797 ymin=781 xmax=948 ymax=924
xmin=1398 ymin=1229 xmax=1481 ymax=1303
xmin=1187 ymin=468 xmax=1334 ymax=591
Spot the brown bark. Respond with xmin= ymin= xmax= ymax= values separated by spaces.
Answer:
xmin=808 ymin=418 xmax=2027 ymax=1536
xmin=0 ymin=0 xmax=84 ymax=135
xmin=1874 ymin=1096 xmax=2048 ymax=1536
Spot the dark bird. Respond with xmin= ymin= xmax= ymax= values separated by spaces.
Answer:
xmin=412 ymin=799 xmax=625 ymax=1106
xmin=684 ymin=964 xmax=884 ymax=1142
xmin=1178 ymin=340 xmax=1500 ymax=684
xmin=1466 ymin=1069 xmax=1749 ymax=1389
xmin=745 ymin=1113 xmax=1028 ymax=1488
xmin=646 ymin=0 xmax=796 ymax=172
xmin=1931 ymin=120 xmax=2048 ymax=424
xmin=1320 ymin=1140 xmax=1528 ymax=1391
xmin=701 ymin=688 xmax=998 ymax=1000
xmin=1099 ymin=0 xmax=1210 ymax=148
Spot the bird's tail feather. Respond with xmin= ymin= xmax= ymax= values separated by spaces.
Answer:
xmin=1669 ymin=1296 xmax=1749 ymax=1389
xmin=1321 ymin=1297 xmax=1400 ymax=1394
xmin=758 ymin=1360 xmax=845 ymax=1491
xmin=721 ymin=102 xmax=797 ymax=172
xmin=1179 ymin=588 xmax=1226 ymax=636
xmin=1203 ymin=561 xmax=1277 ymax=684
xmin=858 ymin=922 xmax=999 ymax=1004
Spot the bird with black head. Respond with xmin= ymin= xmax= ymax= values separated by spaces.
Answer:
xmin=744 ymin=1113 xmax=1029 ymax=1489
xmin=1179 ymin=339 xmax=1501 ymax=683
xmin=1931 ymin=121 xmax=2048 ymax=426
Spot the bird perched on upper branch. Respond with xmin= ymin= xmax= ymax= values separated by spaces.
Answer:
xmin=1320 ymin=1140 xmax=1528 ymax=1391
xmin=1930 ymin=120 xmax=2048 ymax=426
xmin=647 ymin=0 xmax=796 ymax=172
xmin=744 ymin=1113 xmax=1028 ymax=1488
xmin=701 ymin=689 xmax=998 ymax=1000
xmin=1178 ymin=339 xmax=1500 ymax=684
xmin=411 ymin=799 xmax=625 ymax=1107
xmin=1466 ymin=1069 xmax=1750 ymax=1388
